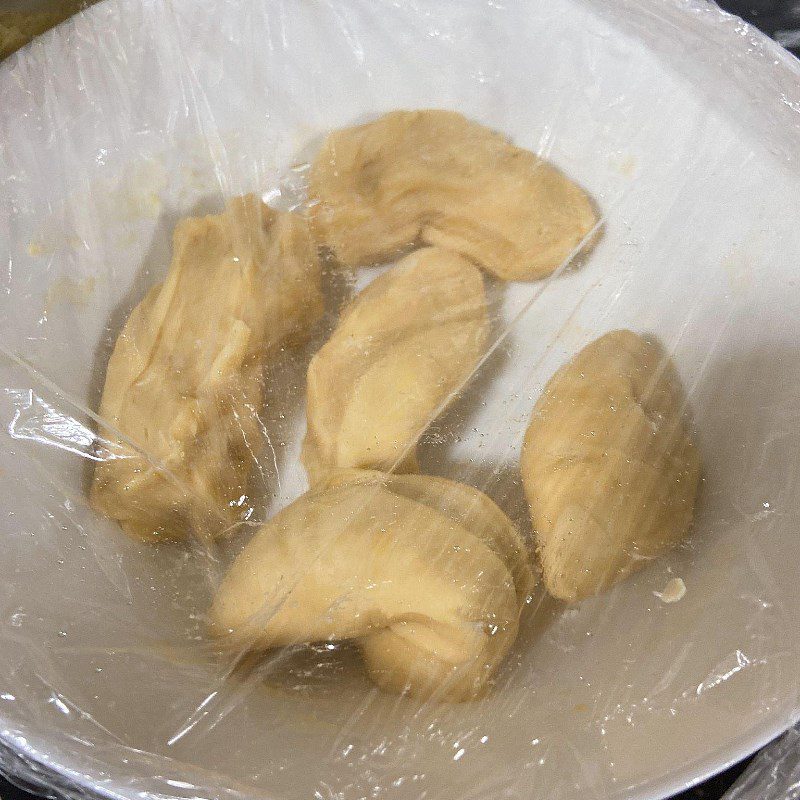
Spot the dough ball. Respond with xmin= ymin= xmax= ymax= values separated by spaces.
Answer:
xmin=210 ymin=471 xmax=534 ymax=701
xmin=309 ymin=109 xmax=597 ymax=281
xmin=521 ymin=330 xmax=700 ymax=602
xmin=91 ymin=196 xmax=322 ymax=541
xmin=302 ymin=247 xmax=489 ymax=484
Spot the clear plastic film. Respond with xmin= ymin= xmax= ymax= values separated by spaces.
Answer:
xmin=1 ymin=1 xmax=800 ymax=799
xmin=722 ymin=722 xmax=800 ymax=800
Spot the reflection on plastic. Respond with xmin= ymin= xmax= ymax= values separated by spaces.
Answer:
xmin=8 ymin=389 xmax=126 ymax=463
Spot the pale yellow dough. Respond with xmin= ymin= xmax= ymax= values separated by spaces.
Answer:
xmin=91 ymin=196 xmax=322 ymax=541
xmin=309 ymin=109 xmax=597 ymax=281
xmin=521 ymin=330 xmax=701 ymax=602
xmin=302 ymin=247 xmax=489 ymax=484
xmin=210 ymin=470 xmax=534 ymax=701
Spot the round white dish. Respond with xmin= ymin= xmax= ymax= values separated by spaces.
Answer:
xmin=2 ymin=1 xmax=800 ymax=799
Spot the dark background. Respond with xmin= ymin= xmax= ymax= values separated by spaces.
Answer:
xmin=723 ymin=0 xmax=800 ymax=54
xmin=1 ymin=1 xmax=798 ymax=799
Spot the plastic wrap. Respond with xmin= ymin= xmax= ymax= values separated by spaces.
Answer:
xmin=723 ymin=722 xmax=800 ymax=799
xmin=2 ymin=1 xmax=800 ymax=799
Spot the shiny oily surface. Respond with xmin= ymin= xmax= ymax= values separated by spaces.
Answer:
xmin=2 ymin=2 xmax=800 ymax=800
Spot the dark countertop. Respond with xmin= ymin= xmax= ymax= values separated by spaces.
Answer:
xmin=0 ymin=2 xmax=91 ymax=60
xmin=0 ymin=2 xmax=797 ymax=800
xmin=721 ymin=0 xmax=800 ymax=52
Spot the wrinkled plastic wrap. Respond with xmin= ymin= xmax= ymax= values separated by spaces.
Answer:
xmin=2 ymin=1 xmax=800 ymax=799
xmin=724 ymin=722 xmax=800 ymax=799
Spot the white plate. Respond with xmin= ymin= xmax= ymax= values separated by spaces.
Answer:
xmin=2 ymin=1 xmax=800 ymax=799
